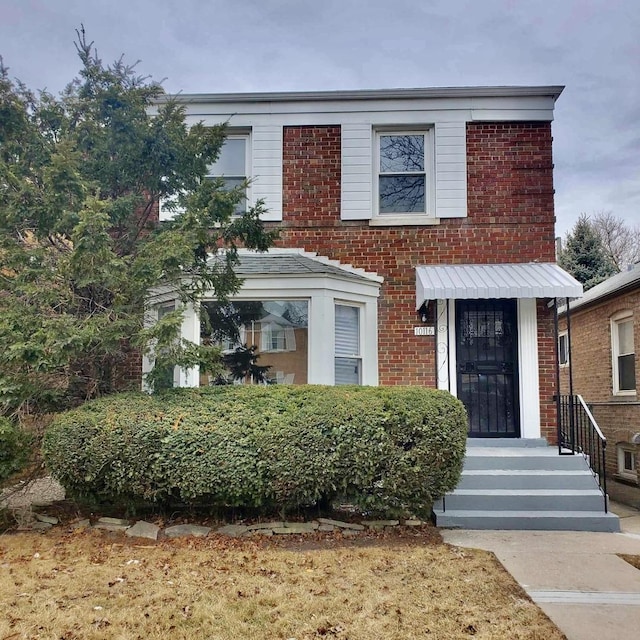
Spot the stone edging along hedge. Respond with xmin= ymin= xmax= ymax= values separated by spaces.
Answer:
xmin=19 ymin=513 xmax=428 ymax=541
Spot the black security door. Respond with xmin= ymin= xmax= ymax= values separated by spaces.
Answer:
xmin=456 ymin=299 xmax=520 ymax=437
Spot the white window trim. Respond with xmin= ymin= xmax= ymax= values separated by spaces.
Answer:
xmin=558 ymin=331 xmax=569 ymax=367
xmin=611 ymin=311 xmax=636 ymax=396
xmin=617 ymin=444 xmax=637 ymax=482
xmin=171 ymin=274 xmax=379 ymax=388
xmin=371 ymin=128 xmax=437 ymax=226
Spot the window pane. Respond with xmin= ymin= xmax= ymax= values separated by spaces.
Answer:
xmin=559 ymin=334 xmax=568 ymax=365
xmin=624 ymin=450 xmax=635 ymax=472
xmin=618 ymin=319 xmax=634 ymax=355
xmin=335 ymin=357 xmax=361 ymax=385
xmin=202 ymin=300 xmax=308 ymax=385
xmin=208 ymin=137 xmax=246 ymax=176
xmin=379 ymin=175 xmax=425 ymax=213
xmin=618 ymin=353 xmax=636 ymax=391
xmin=380 ymin=135 xmax=424 ymax=172
xmin=335 ymin=305 xmax=359 ymax=356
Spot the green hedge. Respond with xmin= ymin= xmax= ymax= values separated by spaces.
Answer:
xmin=42 ymin=385 xmax=467 ymax=517
xmin=0 ymin=417 xmax=29 ymax=481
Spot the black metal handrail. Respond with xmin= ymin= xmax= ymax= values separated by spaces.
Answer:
xmin=557 ymin=394 xmax=608 ymax=513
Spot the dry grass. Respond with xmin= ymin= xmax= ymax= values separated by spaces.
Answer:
xmin=0 ymin=528 xmax=565 ymax=640
xmin=619 ymin=554 xmax=640 ymax=571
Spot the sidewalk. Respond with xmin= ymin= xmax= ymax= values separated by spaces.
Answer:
xmin=441 ymin=501 xmax=640 ymax=640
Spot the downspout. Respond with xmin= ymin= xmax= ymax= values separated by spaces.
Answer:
xmin=553 ymin=297 xmax=562 ymax=454
xmin=566 ymin=296 xmax=576 ymax=452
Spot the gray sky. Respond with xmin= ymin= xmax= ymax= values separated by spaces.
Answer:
xmin=1 ymin=0 xmax=638 ymax=237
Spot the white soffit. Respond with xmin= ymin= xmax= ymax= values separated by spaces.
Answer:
xmin=416 ymin=263 xmax=583 ymax=307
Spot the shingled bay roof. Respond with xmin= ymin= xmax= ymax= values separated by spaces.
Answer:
xmin=215 ymin=250 xmax=383 ymax=284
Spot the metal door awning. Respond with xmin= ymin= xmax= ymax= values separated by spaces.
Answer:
xmin=416 ymin=263 xmax=583 ymax=307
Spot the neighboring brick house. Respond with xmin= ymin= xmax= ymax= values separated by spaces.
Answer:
xmin=148 ymin=86 xmax=582 ymax=445
xmin=559 ymin=265 xmax=640 ymax=495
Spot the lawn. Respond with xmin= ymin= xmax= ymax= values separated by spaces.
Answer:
xmin=0 ymin=526 xmax=565 ymax=640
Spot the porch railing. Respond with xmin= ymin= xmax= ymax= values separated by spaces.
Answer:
xmin=557 ymin=394 xmax=608 ymax=513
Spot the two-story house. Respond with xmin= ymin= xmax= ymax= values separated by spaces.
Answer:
xmin=145 ymin=87 xmax=619 ymax=530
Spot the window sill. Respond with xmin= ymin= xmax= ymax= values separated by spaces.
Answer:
xmin=369 ymin=215 xmax=441 ymax=227
xmin=612 ymin=390 xmax=637 ymax=398
xmin=613 ymin=473 xmax=639 ymax=486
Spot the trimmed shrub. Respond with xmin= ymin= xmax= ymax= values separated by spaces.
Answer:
xmin=0 ymin=417 xmax=29 ymax=481
xmin=43 ymin=385 xmax=467 ymax=517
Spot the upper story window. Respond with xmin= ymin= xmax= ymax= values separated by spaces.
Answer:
xmin=207 ymin=134 xmax=250 ymax=216
xmin=611 ymin=312 xmax=636 ymax=394
xmin=558 ymin=331 xmax=569 ymax=367
xmin=373 ymin=130 xmax=434 ymax=224
xmin=159 ymin=132 xmax=251 ymax=221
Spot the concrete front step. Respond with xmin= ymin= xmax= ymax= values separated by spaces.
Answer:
xmin=467 ymin=438 xmax=549 ymax=448
xmin=463 ymin=449 xmax=589 ymax=470
xmin=433 ymin=509 xmax=621 ymax=532
xmin=432 ymin=439 xmax=620 ymax=532
xmin=440 ymin=489 xmax=606 ymax=512
xmin=457 ymin=469 xmax=600 ymax=490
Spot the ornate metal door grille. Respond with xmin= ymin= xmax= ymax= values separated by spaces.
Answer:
xmin=456 ymin=299 xmax=520 ymax=437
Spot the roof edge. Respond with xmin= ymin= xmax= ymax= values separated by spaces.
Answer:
xmin=154 ymin=85 xmax=565 ymax=105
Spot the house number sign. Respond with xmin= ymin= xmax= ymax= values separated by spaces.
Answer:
xmin=414 ymin=326 xmax=435 ymax=336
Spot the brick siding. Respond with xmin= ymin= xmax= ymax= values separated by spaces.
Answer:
xmin=559 ymin=288 xmax=640 ymax=484
xmin=274 ymin=122 xmax=559 ymax=440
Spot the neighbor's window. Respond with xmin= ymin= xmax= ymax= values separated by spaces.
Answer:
xmin=612 ymin=313 xmax=635 ymax=394
xmin=617 ymin=444 xmax=637 ymax=482
xmin=335 ymin=304 xmax=361 ymax=385
xmin=376 ymin=131 xmax=431 ymax=216
xmin=558 ymin=331 xmax=569 ymax=367
xmin=202 ymin=300 xmax=308 ymax=385
xmin=206 ymin=134 xmax=249 ymax=215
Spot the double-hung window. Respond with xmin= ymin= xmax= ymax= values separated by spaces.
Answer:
xmin=612 ymin=312 xmax=636 ymax=394
xmin=335 ymin=304 xmax=361 ymax=385
xmin=375 ymin=130 xmax=433 ymax=219
xmin=558 ymin=331 xmax=569 ymax=367
xmin=206 ymin=134 xmax=250 ymax=215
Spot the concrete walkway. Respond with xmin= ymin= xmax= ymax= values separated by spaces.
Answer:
xmin=441 ymin=501 xmax=640 ymax=640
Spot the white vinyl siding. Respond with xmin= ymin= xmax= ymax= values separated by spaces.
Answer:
xmin=335 ymin=304 xmax=361 ymax=385
xmin=435 ymin=121 xmax=467 ymax=218
xmin=341 ymin=123 xmax=373 ymax=220
xmin=342 ymin=120 xmax=467 ymax=222
xmin=252 ymin=125 xmax=283 ymax=221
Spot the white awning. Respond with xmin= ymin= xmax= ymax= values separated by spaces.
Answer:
xmin=416 ymin=263 xmax=583 ymax=308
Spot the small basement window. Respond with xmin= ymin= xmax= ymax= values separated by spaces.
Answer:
xmin=617 ymin=444 xmax=637 ymax=483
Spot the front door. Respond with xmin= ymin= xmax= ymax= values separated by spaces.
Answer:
xmin=456 ymin=299 xmax=520 ymax=437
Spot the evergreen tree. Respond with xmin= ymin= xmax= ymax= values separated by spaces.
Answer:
xmin=0 ymin=29 xmax=276 ymax=415
xmin=558 ymin=214 xmax=617 ymax=290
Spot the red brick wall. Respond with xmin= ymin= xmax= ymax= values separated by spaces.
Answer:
xmin=273 ymin=122 xmax=559 ymax=439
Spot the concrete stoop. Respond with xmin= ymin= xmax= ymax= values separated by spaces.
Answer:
xmin=433 ymin=439 xmax=620 ymax=532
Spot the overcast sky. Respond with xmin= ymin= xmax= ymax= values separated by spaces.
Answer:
xmin=1 ymin=0 xmax=638 ymax=237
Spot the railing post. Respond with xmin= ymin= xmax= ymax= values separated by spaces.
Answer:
xmin=602 ymin=441 xmax=608 ymax=513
